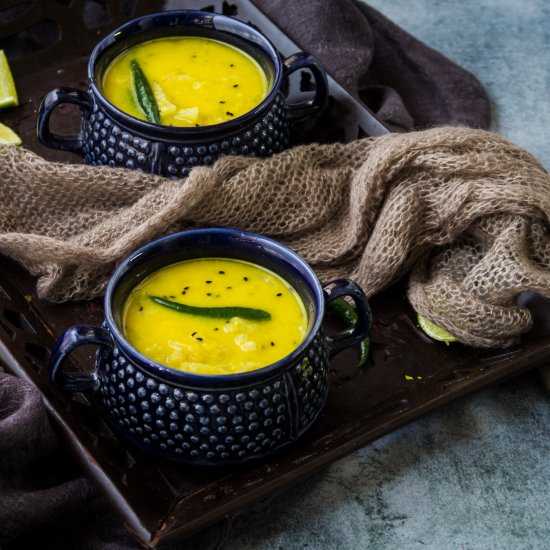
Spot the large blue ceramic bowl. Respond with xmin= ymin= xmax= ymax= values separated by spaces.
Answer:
xmin=37 ymin=10 xmax=328 ymax=177
xmin=49 ymin=229 xmax=371 ymax=465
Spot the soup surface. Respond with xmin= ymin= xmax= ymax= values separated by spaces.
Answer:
xmin=102 ymin=37 xmax=269 ymax=127
xmin=123 ymin=258 xmax=308 ymax=375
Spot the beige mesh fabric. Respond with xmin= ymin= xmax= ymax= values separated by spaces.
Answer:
xmin=1 ymin=127 xmax=549 ymax=348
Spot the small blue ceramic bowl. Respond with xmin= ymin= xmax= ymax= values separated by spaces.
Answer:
xmin=37 ymin=10 xmax=328 ymax=177
xmin=49 ymin=229 xmax=371 ymax=465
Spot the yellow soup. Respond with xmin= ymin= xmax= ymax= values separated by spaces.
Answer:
xmin=123 ymin=259 xmax=308 ymax=375
xmin=102 ymin=37 xmax=269 ymax=127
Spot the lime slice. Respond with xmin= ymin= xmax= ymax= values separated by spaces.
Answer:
xmin=417 ymin=314 xmax=458 ymax=343
xmin=0 ymin=122 xmax=22 ymax=145
xmin=0 ymin=50 xmax=18 ymax=108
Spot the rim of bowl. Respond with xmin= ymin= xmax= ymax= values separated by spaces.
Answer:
xmin=104 ymin=228 xmax=325 ymax=385
xmin=87 ymin=10 xmax=284 ymax=138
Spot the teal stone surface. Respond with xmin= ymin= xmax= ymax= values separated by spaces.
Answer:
xmin=222 ymin=1 xmax=550 ymax=548
xmin=225 ymin=375 xmax=549 ymax=549
xmin=365 ymin=0 xmax=550 ymax=171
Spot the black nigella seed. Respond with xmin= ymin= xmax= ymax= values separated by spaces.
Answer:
xmin=192 ymin=332 xmax=197 ymax=337
xmin=226 ymin=111 xmax=234 ymax=116
xmin=214 ymin=328 xmax=219 ymax=331
xmin=206 ymin=280 xmax=212 ymax=284
xmin=271 ymin=341 xmax=275 ymax=346
xmin=219 ymin=100 xmax=225 ymax=104
xmin=169 ymin=295 xmax=175 ymax=298
xmin=139 ymin=306 xmax=143 ymax=311
xmin=184 ymin=286 xmax=189 ymax=290
xmin=226 ymin=286 xmax=232 ymax=290
xmin=181 ymin=290 xmax=186 ymax=295
xmin=196 ymin=337 xmax=203 ymax=341
xmin=219 ymin=271 xmax=225 ymax=274
xmin=207 ymin=293 xmax=212 ymax=296
xmin=233 ymin=84 xmax=238 ymax=88
xmin=230 ymin=64 xmax=234 ymax=67
xmin=276 ymin=293 xmax=282 ymax=296
xmin=243 ymin=277 xmax=248 ymax=281
xmin=195 ymin=123 xmax=200 ymax=127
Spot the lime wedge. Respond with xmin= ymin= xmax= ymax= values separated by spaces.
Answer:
xmin=417 ymin=314 xmax=458 ymax=343
xmin=0 ymin=50 xmax=18 ymax=108
xmin=0 ymin=122 xmax=22 ymax=145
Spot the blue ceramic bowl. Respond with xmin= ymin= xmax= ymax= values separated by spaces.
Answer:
xmin=37 ymin=10 xmax=328 ymax=177
xmin=49 ymin=229 xmax=371 ymax=465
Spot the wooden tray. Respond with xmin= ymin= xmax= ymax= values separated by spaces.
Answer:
xmin=1 ymin=1 xmax=549 ymax=548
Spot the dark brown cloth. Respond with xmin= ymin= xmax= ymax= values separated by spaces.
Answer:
xmin=0 ymin=2 xmax=491 ymax=549
xmin=0 ymin=371 xmax=139 ymax=550
xmin=254 ymin=0 xmax=491 ymax=131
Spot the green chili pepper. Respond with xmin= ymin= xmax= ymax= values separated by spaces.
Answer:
xmin=150 ymin=296 xmax=271 ymax=321
xmin=131 ymin=60 xmax=160 ymax=124
xmin=328 ymin=297 xmax=358 ymax=325
xmin=328 ymin=297 xmax=370 ymax=367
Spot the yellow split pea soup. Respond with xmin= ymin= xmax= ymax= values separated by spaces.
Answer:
xmin=123 ymin=259 xmax=308 ymax=375
xmin=102 ymin=36 xmax=269 ymax=127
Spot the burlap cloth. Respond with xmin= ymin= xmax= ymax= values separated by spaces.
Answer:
xmin=2 ymin=2 xmax=545 ymax=548
xmin=1 ymin=126 xmax=549 ymax=348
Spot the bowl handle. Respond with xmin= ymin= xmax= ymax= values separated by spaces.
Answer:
xmin=323 ymin=279 xmax=372 ymax=357
xmin=283 ymin=52 xmax=329 ymax=120
xmin=37 ymin=88 xmax=92 ymax=153
xmin=49 ymin=325 xmax=113 ymax=392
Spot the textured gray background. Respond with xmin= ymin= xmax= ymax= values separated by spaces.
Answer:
xmin=367 ymin=0 xmax=550 ymax=170
xmin=223 ymin=1 xmax=550 ymax=548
